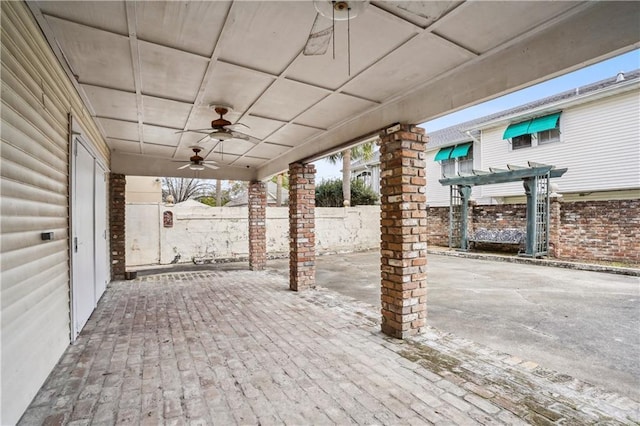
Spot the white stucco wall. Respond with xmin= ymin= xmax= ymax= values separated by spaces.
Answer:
xmin=126 ymin=201 xmax=381 ymax=267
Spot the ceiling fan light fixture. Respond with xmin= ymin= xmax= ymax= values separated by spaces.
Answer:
xmin=314 ymin=0 xmax=367 ymax=21
xmin=210 ymin=131 xmax=232 ymax=141
xmin=189 ymin=164 xmax=205 ymax=171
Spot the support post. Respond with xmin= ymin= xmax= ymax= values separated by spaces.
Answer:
xmin=379 ymin=124 xmax=428 ymax=339
xmin=458 ymin=185 xmax=471 ymax=251
xmin=109 ymin=173 xmax=126 ymax=280
xmin=523 ymin=177 xmax=537 ymax=257
xmin=289 ymin=163 xmax=316 ymax=291
xmin=248 ymin=181 xmax=267 ymax=271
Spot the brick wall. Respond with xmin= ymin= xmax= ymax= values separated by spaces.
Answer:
xmin=289 ymin=163 xmax=316 ymax=291
xmin=426 ymin=206 xmax=449 ymax=247
xmin=110 ymin=173 xmax=126 ymax=280
xmin=557 ymin=200 xmax=639 ymax=264
xmin=427 ymin=199 xmax=639 ymax=264
xmin=248 ymin=181 xmax=266 ymax=271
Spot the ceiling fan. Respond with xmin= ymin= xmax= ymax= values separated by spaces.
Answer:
xmin=303 ymin=0 xmax=368 ymax=74
xmin=174 ymin=146 xmax=219 ymax=171
xmin=177 ymin=105 xmax=253 ymax=144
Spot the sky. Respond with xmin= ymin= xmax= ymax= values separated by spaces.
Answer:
xmin=313 ymin=49 xmax=640 ymax=181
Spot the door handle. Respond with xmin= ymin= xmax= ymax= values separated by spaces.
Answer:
xmin=74 ymin=237 xmax=78 ymax=253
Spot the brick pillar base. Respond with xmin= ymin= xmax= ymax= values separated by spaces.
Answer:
xmin=289 ymin=163 xmax=316 ymax=291
xmin=248 ymin=181 xmax=267 ymax=271
xmin=109 ymin=173 xmax=126 ymax=280
xmin=379 ymin=124 xmax=428 ymax=339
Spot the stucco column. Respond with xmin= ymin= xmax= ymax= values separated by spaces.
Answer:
xmin=288 ymin=163 xmax=316 ymax=291
xmin=379 ymin=124 xmax=428 ymax=339
xmin=248 ymin=180 xmax=267 ymax=271
xmin=109 ymin=173 xmax=126 ymax=280
xmin=549 ymin=197 xmax=561 ymax=258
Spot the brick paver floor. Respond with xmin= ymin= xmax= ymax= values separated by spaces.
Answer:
xmin=19 ymin=270 xmax=639 ymax=425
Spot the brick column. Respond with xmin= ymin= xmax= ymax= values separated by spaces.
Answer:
xmin=248 ymin=180 xmax=267 ymax=271
xmin=109 ymin=173 xmax=126 ymax=280
xmin=379 ymin=124 xmax=428 ymax=339
xmin=288 ymin=163 xmax=316 ymax=291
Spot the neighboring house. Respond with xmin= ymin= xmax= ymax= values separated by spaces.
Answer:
xmin=351 ymin=151 xmax=381 ymax=196
xmin=426 ymin=70 xmax=640 ymax=206
xmin=226 ymin=181 xmax=288 ymax=207
xmin=353 ymin=71 xmax=640 ymax=206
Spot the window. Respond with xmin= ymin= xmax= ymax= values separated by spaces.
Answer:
xmin=503 ymin=112 xmax=562 ymax=150
xmin=355 ymin=170 xmax=372 ymax=187
xmin=512 ymin=134 xmax=532 ymax=150
xmin=537 ymin=128 xmax=560 ymax=145
xmin=441 ymin=158 xmax=456 ymax=177
xmin=437 ymin=143 xmax=473 ymax=177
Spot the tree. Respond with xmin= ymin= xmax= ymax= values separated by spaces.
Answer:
xmin=326 ymin=141 xmax=375 ymax=206
xmin=271 ymin=173 xmax=289 ymax=206
xmin=315 ymin=178 xmax=378 ymax=207
xmin=162 ymin=178 xmax=213 ymax=203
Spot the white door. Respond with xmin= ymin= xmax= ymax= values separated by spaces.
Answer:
xmin=72 ymin=140 xmax=96 ymax=337
xmin=94 ymin=162 xmax=108 ymax=302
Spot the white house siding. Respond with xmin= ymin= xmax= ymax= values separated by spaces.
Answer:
xmin=0 ymin=2 xmax=108 ymax=424
xmin=480 ymin=90 xmax=640 ymax=199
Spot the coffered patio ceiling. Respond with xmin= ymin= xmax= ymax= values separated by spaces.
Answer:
xmin=28 ymin=1 xmax=639 ymax=181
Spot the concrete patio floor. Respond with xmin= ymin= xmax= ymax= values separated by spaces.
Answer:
xmin=20 ymin=267 xmax=639 ymax=425
xmin=268 ymin=250 xmax=640 ymax=401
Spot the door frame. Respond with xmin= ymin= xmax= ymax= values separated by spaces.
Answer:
xmin=69 ymin=116 xmax=110 ymax=341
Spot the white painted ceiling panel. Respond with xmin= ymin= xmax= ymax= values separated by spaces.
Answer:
xmin=237 ymin=115 xmax=286 ymax=140
xmin=342 ymin=34 xmax=475 ymax=102
xmin=135 ymin=1 xmax=228 ymax=57
xmin=201 ymin=62 xmax=275 ymax=113
xmin=139 ymin=41 xmax=209 ymax=102
xmin=142 ymin=96 xmax=192 ymax=129
xmin=267 ymin=123 xmax=322 ymax=146
xmin=218 ymin=2 xmax=314 ymax=75
xmin=251 ymin=79 xmax=328 ymax=122
xmin=45 ymin=16 xmax=134 ymax=91
xmin=372 ymin=1 xmax=460 ymax=28
xmin=97 ymin=118 xmax=138 ymax=141
xmin=286 ymin=7 xmax=416 ymax=90
xmin=247 ymin=142 xmax=293 ymax=159
xmin=436 ymin=1 xmax=579 ymax=54
xmin=38 ymin=1 xmax=128 ymax=35
xmin=295 ymin=93 xmax=378 ymax=129
xmin=81 ymin=85 xmax=137 ymax=122
xmin=212 ymin=139 xmax=256 ymax=156
xmin=142 ymin=124 xmax=181 ymax=147
xmin=107 ymin=138 xmax=140 ymax=154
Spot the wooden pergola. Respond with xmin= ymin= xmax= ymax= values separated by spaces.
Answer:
xmin=439 ymin=162 xmax=567 ymax=258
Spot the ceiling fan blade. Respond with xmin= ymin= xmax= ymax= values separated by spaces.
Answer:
xmin=177 ymin=164 xmax=191 ymax=170
xmin=304 ymin=13 xmax=333 ymax=56
xmin=175 ymin=129 xmax=211 ymax=134
xmin=203 ymin=163 xmax=219 ymax=170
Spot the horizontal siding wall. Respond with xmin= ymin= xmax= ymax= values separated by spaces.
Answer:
xmin=480 ymin=90 xmax=640 ymax=198
xmin=0 ymin=2 xmax=109 ymax=424
xmin=425 ymin=146 xmax=482 ymax=207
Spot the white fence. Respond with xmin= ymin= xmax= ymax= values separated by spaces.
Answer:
xmin=126 ymin=200 xmax=380 ymax=267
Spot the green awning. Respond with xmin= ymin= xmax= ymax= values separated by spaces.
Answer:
xmin=527 ymin=112 xmax=561 ymax=134
xmin=449 ymin=142 xmax=472 ymax=159
xmin=434 ymin=146 xmax=454 ymax=161
xmin=503 ymin=120 xmax=531 ymax=139
xmin=503 ymin=112 xmax=562 ymax=139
